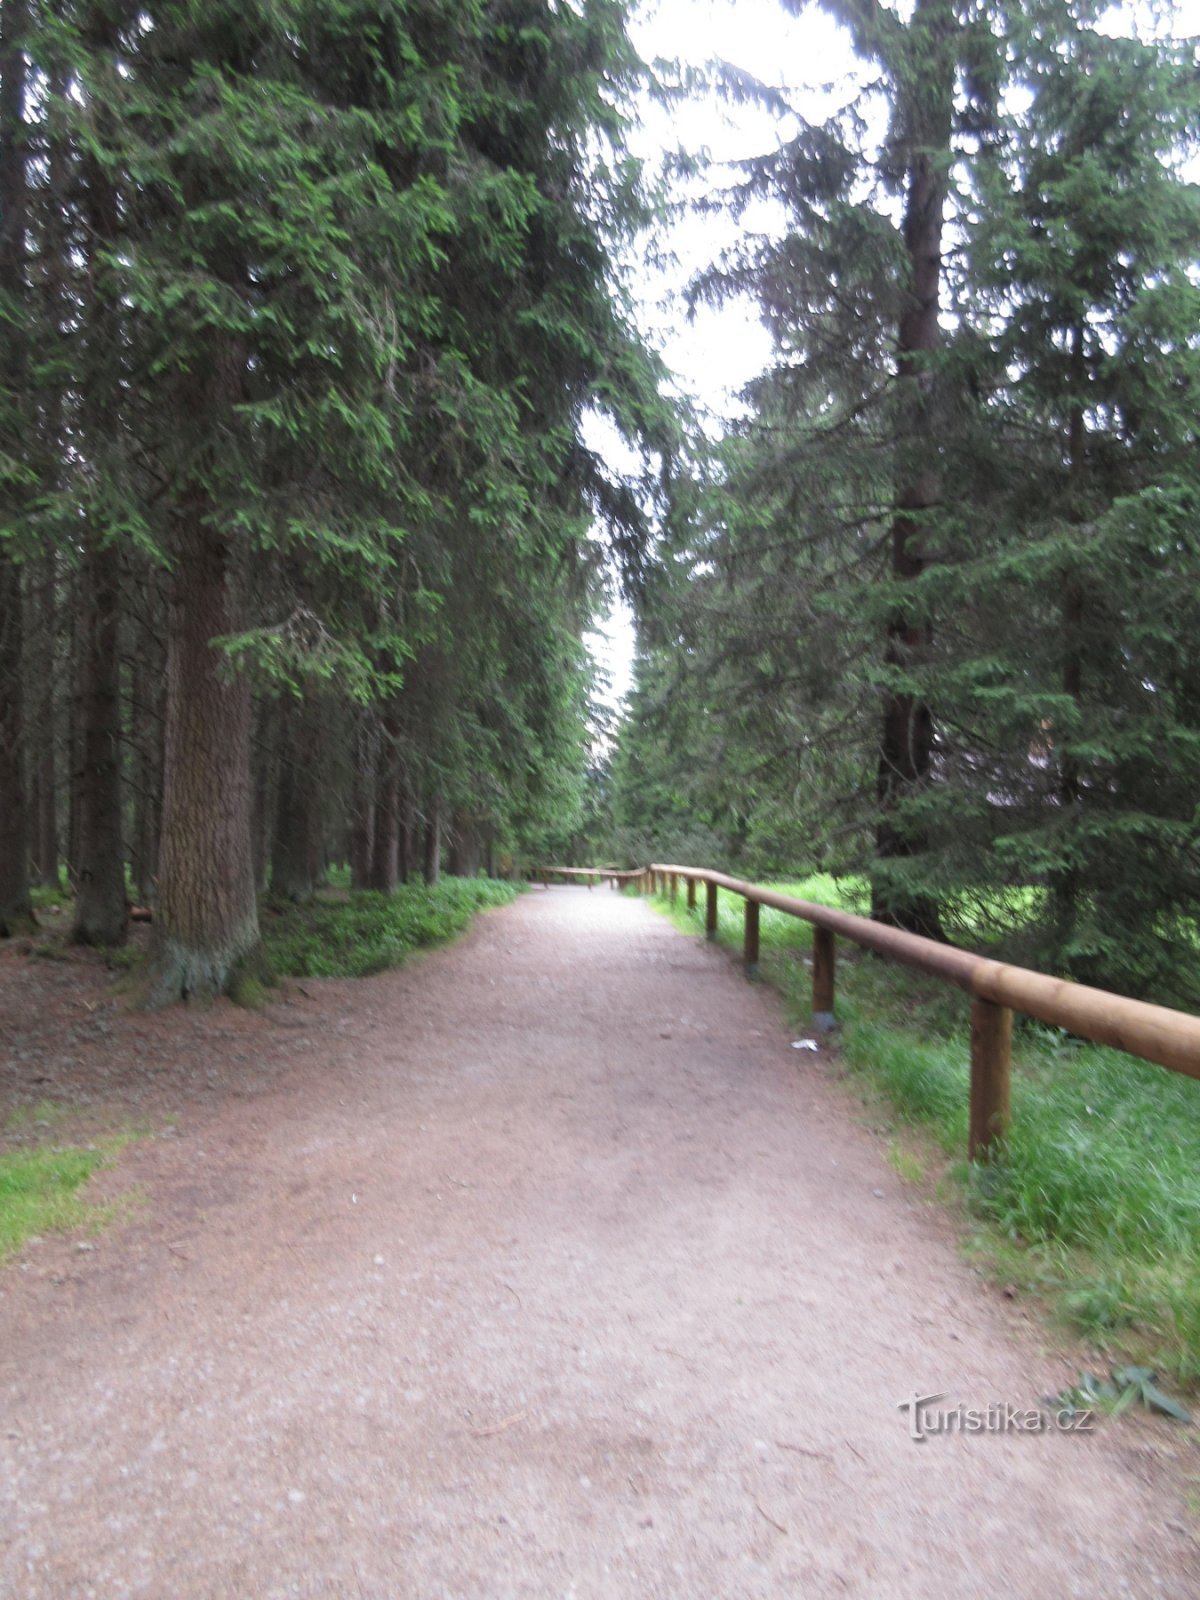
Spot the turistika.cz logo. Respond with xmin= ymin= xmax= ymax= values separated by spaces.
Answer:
xmin=898 ymin=1391 xmax=1095 ymax=1442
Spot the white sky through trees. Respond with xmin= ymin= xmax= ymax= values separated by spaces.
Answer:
xmin=585 ymin=0 xmax=1200 ymax=725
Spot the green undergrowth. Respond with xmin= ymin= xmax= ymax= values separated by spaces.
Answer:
xmin=0 ymin=1102 xmax=133 ymax=1263
xmin=642 ymin=876 xmax=1200 ymax=1389
xmin=262 ymin=877 xmax=521 ymax=980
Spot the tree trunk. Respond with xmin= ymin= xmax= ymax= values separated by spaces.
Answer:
xmin=30 ymin=50 xmax=71 ymax=891
xmin=65 ymin=566 xmax=83 ymax=891
xmin=30 ymin=554 xmax=59 ymax=887
xmin=1049 ymin=324 xmax=1088 ymax=954
xmin=143 ymin=514 xmax=258 ymax=1004
xmin=0 ymin=0 xmax=34 ymax=935
xmin=72 ymin=532 xmax=128 ymax=944
xmin=423 ymin=796 xmax=442 ymax=886
xmin=0 ymin=558 xmax=31 ymax=934
xmin=349 ymin=721 xmax=375 ymax=891
xmin=447 ymin=813 xmax=481 ymax=876
xmin=399 ymin=788 xmax=415 ymax=885
xmin=871 ymin=0 xmax=953 ymax=940
xmin=367 ymin=753 xmax=399 ymax=892
xmin=271 ymin=692 xmax=322 ymax=903
xmin=129 ymin=578 xmax=165 ymax=905
xmin=367 ymin=709 xmax=400 ymax=892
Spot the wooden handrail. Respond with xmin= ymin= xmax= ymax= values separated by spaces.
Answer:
xmin=530 ymin=866 xmax=642 ymax=890
xmin=557 ymin=861 xmax=1200 ymax=1161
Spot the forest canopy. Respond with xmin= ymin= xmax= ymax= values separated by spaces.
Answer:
xmin=611 ymin=0 xmax=1200 ymax=1005
xmin=2 ymin=0 xmax=1199 ymax=1009
xmin=0 ymin=0 xmax=673 ymax=1001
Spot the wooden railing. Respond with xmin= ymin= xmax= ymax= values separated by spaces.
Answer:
xmin=539 ymin=862 xmax=1200 ymax=1162
xmin=531 ymin=866 xmax=642 ymax=890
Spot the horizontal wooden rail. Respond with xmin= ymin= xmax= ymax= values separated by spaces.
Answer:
xmin=559 ymin=861 xmax=1200 ymax=1163
xmin=531 ymin=866 xmax=641 ymax=891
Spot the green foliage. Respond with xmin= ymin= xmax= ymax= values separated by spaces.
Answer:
xmin=263 ymin=879 xmax=520 ymax=979
xmin=1049 ymin=1368 xmax=1192 ymax=1426
xmin=616 ymin=1 xmax=1200 ymax=1001
xmin=0 ymin=1095 xmax=137 ymax=1261
xmin=6 ymin=1 xmax=674 ymax=965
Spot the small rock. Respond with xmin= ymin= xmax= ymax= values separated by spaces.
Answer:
xmin=75 ymin=1241 xmax=96 ymax=1253
xmin=872 ymin=1188 xmax=884 ymax=1199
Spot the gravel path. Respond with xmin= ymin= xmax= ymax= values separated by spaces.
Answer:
xmin=2 ymin=886 xmax=1197 ymax=1598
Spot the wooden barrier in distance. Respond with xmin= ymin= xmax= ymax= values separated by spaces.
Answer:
xmin=552 ymin=860 xmax=1200 ymax=1164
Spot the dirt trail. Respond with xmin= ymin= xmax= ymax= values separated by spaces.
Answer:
xmin=1 ymin=887 xmax=1197 ymax=1599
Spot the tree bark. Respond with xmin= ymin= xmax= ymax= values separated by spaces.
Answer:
xmin=72 ymin=531 xmax=128 ymax=943
xmin=447 ymin=813 xmax=481 ymax=876
xmin=423 ymin=796 xmax=442 ymax=886
xmin=270 ymin=692 xmax=322 ymax=903
xmin=399 ymin=787 xmax=415 ymax=885
xmin=30 ymin=48 xmax=72 ymax=890
xmin=29 ymin=557 xmax=59 ymax=888
xmin=143 ymin=513 xmax=258 ymax=1004
xmin=72 ymin=118 xmax=129 ymax=942
xmin=0 ymin=558 xmax=31 ymax=934
xmin=0 ymin=0 xmax=34 ymax=935
xmin=1049 ymin=324 xmax=1088 ymax=951
xmin=871 ymin=0 xmax=953 ymax=940
xmin=128 ymin=574 xmax=165 ymax=904
xmin=366 ymin=708 xmax=400 ymax=892
xmin=348 ymin=720 xmax=375 ymax=891
xmin=367 ymin=758 xmax=399 ymax=892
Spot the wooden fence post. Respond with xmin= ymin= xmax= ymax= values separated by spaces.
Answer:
xmin=687 ymin=877 xmax=696 ymax=911
xmin=744 ymin=898 xmax=760 ymax=979
xmin=969 ymin=997 xmax=1012 ymax=1162
xmin=669 ymin=872 xmax=678 ymax=904
xmin=706 ymin=881 xmax=718 ymax=941
xmin=813 ymin=926 xmax=835 ymax=1030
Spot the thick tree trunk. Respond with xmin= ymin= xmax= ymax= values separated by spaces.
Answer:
xmin=0 ymin=0 xmax=33 ymax=935
xmin=72 ymin=533 xmax=128 ymax=944
xmin=871 ymin=0 xmax=953 ymax=940
xmin=143 ymin=515 xmax=258 ymax=1004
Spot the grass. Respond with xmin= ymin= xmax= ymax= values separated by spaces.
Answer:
xmin=0 ymin=1102 xmax=134 ymax=1263
xmin=262 ymin=877 xmax=521 ymax=979
xmin=642 ymin=873 xmax=1200 ymax=1388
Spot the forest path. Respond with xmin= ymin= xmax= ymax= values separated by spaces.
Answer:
xmin=1 ymin=886 xmax=1197 ymax=1598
